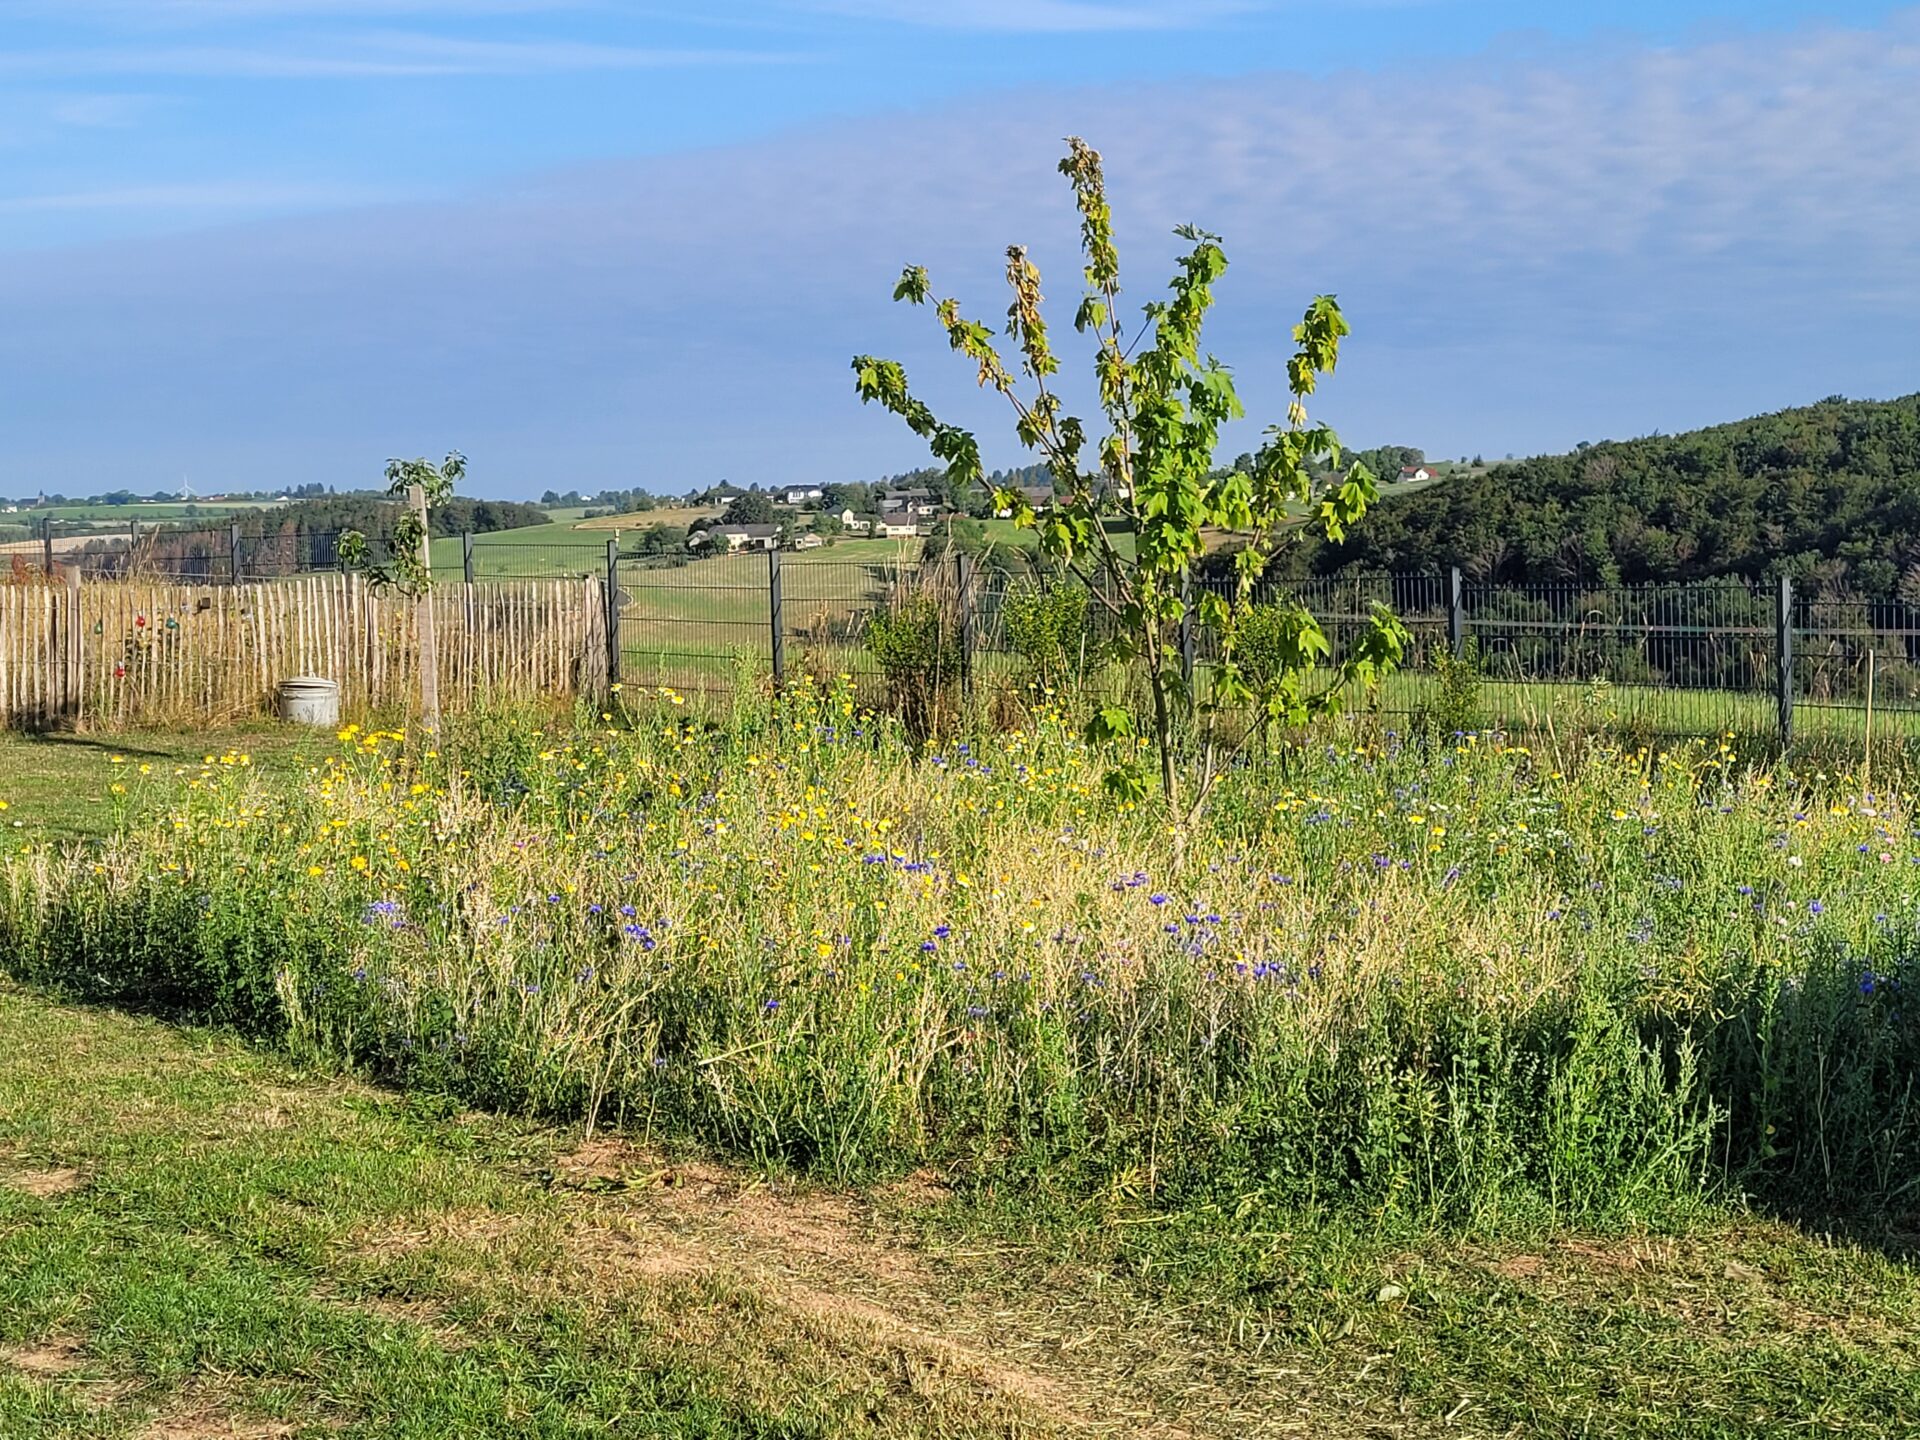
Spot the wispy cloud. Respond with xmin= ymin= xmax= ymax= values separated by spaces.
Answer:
xmin=801 ymin=0 xmax=1263 ymax=31
xmin=0 ymin=0 xmax=590 ymax=19
xmin=0 ymin=34 xmax=809 ymax=79
xmin=0 ymin=11 xmax=1915 ymax=487
xmin=0 ymin=180 xmax=385 ymax=213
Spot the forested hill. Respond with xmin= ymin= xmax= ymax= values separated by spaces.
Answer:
xmin=1298 ymin=395 xmax=1920 ymax=599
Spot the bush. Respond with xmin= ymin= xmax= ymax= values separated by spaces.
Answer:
xmin=863 ymin=590 xmax=961 ymax=746
xmin=1002 ymin=581 xmax=1093 ymax=694
xmin=1412 ymin=637 xmax=1486 ymax=738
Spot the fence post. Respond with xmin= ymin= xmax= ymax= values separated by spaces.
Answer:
xmin=1449 ymin=566 xmax=1465 ymax=657
xmin=1179 ymin=572 xmax=1196 ymax=701
xmin=408 ymin=482 xmax=440 ymax=733
xmin=954 ymin=550 xmax=975 ymax=696
xmin=42 ymin=517 xmax=53 ymax=577
xmin=229 ymin=523 xmax=242 ymax=585
xmin=1776 ymin=572 xmax=1794 ymax=753
xmin=462 ymin=531 xmax=475 ymax=586
xmin=768 ymin=545 xmax=786 ymax=689
xmin=604 ymin=538 xmax=622 ymax=689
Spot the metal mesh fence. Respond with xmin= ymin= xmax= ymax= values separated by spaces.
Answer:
xmin=12 ymin=514 xmax=1920 ymax=744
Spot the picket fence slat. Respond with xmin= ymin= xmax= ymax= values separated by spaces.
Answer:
xmin=0 ymin=574 xmax=603 ymax=730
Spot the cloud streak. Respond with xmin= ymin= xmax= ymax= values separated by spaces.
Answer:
xmin=0 ymin=34 xmax=810 ymax=78
xmin=0 ymin=11 xmax=1915 ymax=489
xmin=801 ymin=0 xmax=1264 ymax=32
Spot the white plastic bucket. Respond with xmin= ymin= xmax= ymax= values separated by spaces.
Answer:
xmin=277 ymin=676 xmax=340 ymax=727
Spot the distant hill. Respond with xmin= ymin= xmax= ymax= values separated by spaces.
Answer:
xmin=1295 ymin=395 xmax=1920 ymax=599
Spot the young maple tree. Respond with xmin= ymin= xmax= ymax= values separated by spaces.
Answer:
xmin=853 ymin=137 xmax=1407 ymax=814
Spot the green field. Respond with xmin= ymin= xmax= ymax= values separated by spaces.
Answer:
xmin=24 ymin=501 xmax=282 ymax=529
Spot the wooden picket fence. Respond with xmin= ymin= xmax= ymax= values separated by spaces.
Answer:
xmin=0 ymin=573 xmax=609 ymax=730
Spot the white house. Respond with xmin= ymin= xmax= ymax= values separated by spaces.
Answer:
xmin=840 ymin=509 xmax=874 ymax=534
xmin=778 ymin=486 xmax=824 ymax=506
xmin=692 ymin=522 xmax=781 ymax=552
xmin=875 ymin=512 xmax=921 ymax=539
xmin=1397 ymin=464 xmax=1440 ymax=483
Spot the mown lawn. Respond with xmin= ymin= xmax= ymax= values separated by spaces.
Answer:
xmin=0 ymin=729 xmax=330 ymax=844
xmin=2 ymin=983 xmax=1916 ymax=1439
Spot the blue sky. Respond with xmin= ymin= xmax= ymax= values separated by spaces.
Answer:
xmin=0 ymin=1 xmax=1915 ymax=498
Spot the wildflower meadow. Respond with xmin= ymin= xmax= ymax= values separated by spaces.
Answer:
xmin=3 ymin=681 xmax=1913 ymax=1231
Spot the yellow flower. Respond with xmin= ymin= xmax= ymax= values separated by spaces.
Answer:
xmin=350 ymin=855 xmax=369 ymax=871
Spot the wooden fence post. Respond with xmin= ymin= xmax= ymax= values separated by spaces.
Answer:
xmin=462 ymin=532 xmax=475 ymax=586
xmin=42 ymin=518 xmax=53 ymax=578
xmin=229 ymin=524 xmax=243 ymax=585
xmin=955 ymin=550 xmax=975 ymax=697
xmin=604 ymin=538 xmax=622 ymax=689
xmin=410 ymin=483 xmax=440 ymax=732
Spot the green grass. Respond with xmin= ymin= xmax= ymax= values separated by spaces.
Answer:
xmin=3 ymin=972 xmax=1916 ymax=1438
xmin=0 ymin=729 xmax=332 ymax=844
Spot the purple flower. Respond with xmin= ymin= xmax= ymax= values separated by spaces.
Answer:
xmin=1148 ymin=893 xmax=1169 ymax=906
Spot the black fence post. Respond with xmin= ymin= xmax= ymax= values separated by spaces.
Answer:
xmin=42 ymin=517 xmax=53 ymax=577
xmin=1776 ymin=572 xmax=1794 ymax=753
xmin=954 ymin=550 xmax=975 ymax=697
xmin=462 ymin=531 xmax=475 ymax=586
xmin=228 ymin=523 xmax=243 ymax=585
xmin=1449 ymin=566 xmax=1465 ymax=657
xmin=768 ymin=545 xmax=786 ymax=689
xmin=1179 ymin=572 xmax=1196 ymax=701
xmin=604 ymin=538 xmax=622 ymax=689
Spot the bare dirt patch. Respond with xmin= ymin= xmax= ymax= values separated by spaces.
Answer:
xmin=2 ymin=1337 xmax=86 ymax=1376
xmin=1 ymin=1166 xmax=84 ymax=1198
xmin=354 ymin=1206 xmax=520 ymax=1257
xmin=141 ymin=1416 xmax=295 ymax=1439
xmin=532 ymin=1139 xmax=1274 ymax=1438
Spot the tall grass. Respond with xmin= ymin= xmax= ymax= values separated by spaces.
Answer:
xmin=2 ymin=682 xmax=1914 ymax=1225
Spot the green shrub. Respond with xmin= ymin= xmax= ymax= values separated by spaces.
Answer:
xmin=1002 ymin=581 xmax=1094 ymax=694
xmin=863 ymin=590 xmax=960 ymax=746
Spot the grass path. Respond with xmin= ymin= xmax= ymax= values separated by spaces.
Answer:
xmin=0 ymin=985 xmax=1332 ymax=1438
xmin=3 ymin=983 xmax=1918 ymax=1437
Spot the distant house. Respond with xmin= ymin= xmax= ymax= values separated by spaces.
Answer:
xmin=993 ymin=484 xmax=1055 ymax=518
xmin=787 ymin=532 xmax=824 ymax=550
xmin=840 ymin=509 xmax=874 ymax=535
xmin=1398 ymin=464 xmax=1440 ymax=483
xmin=778 ymin=486 xmax=824 ymax=506
xmin=886 ymin=487 xmax=943 ymax=518
xmin=692 ymin=522 xmax=781 ymax=552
